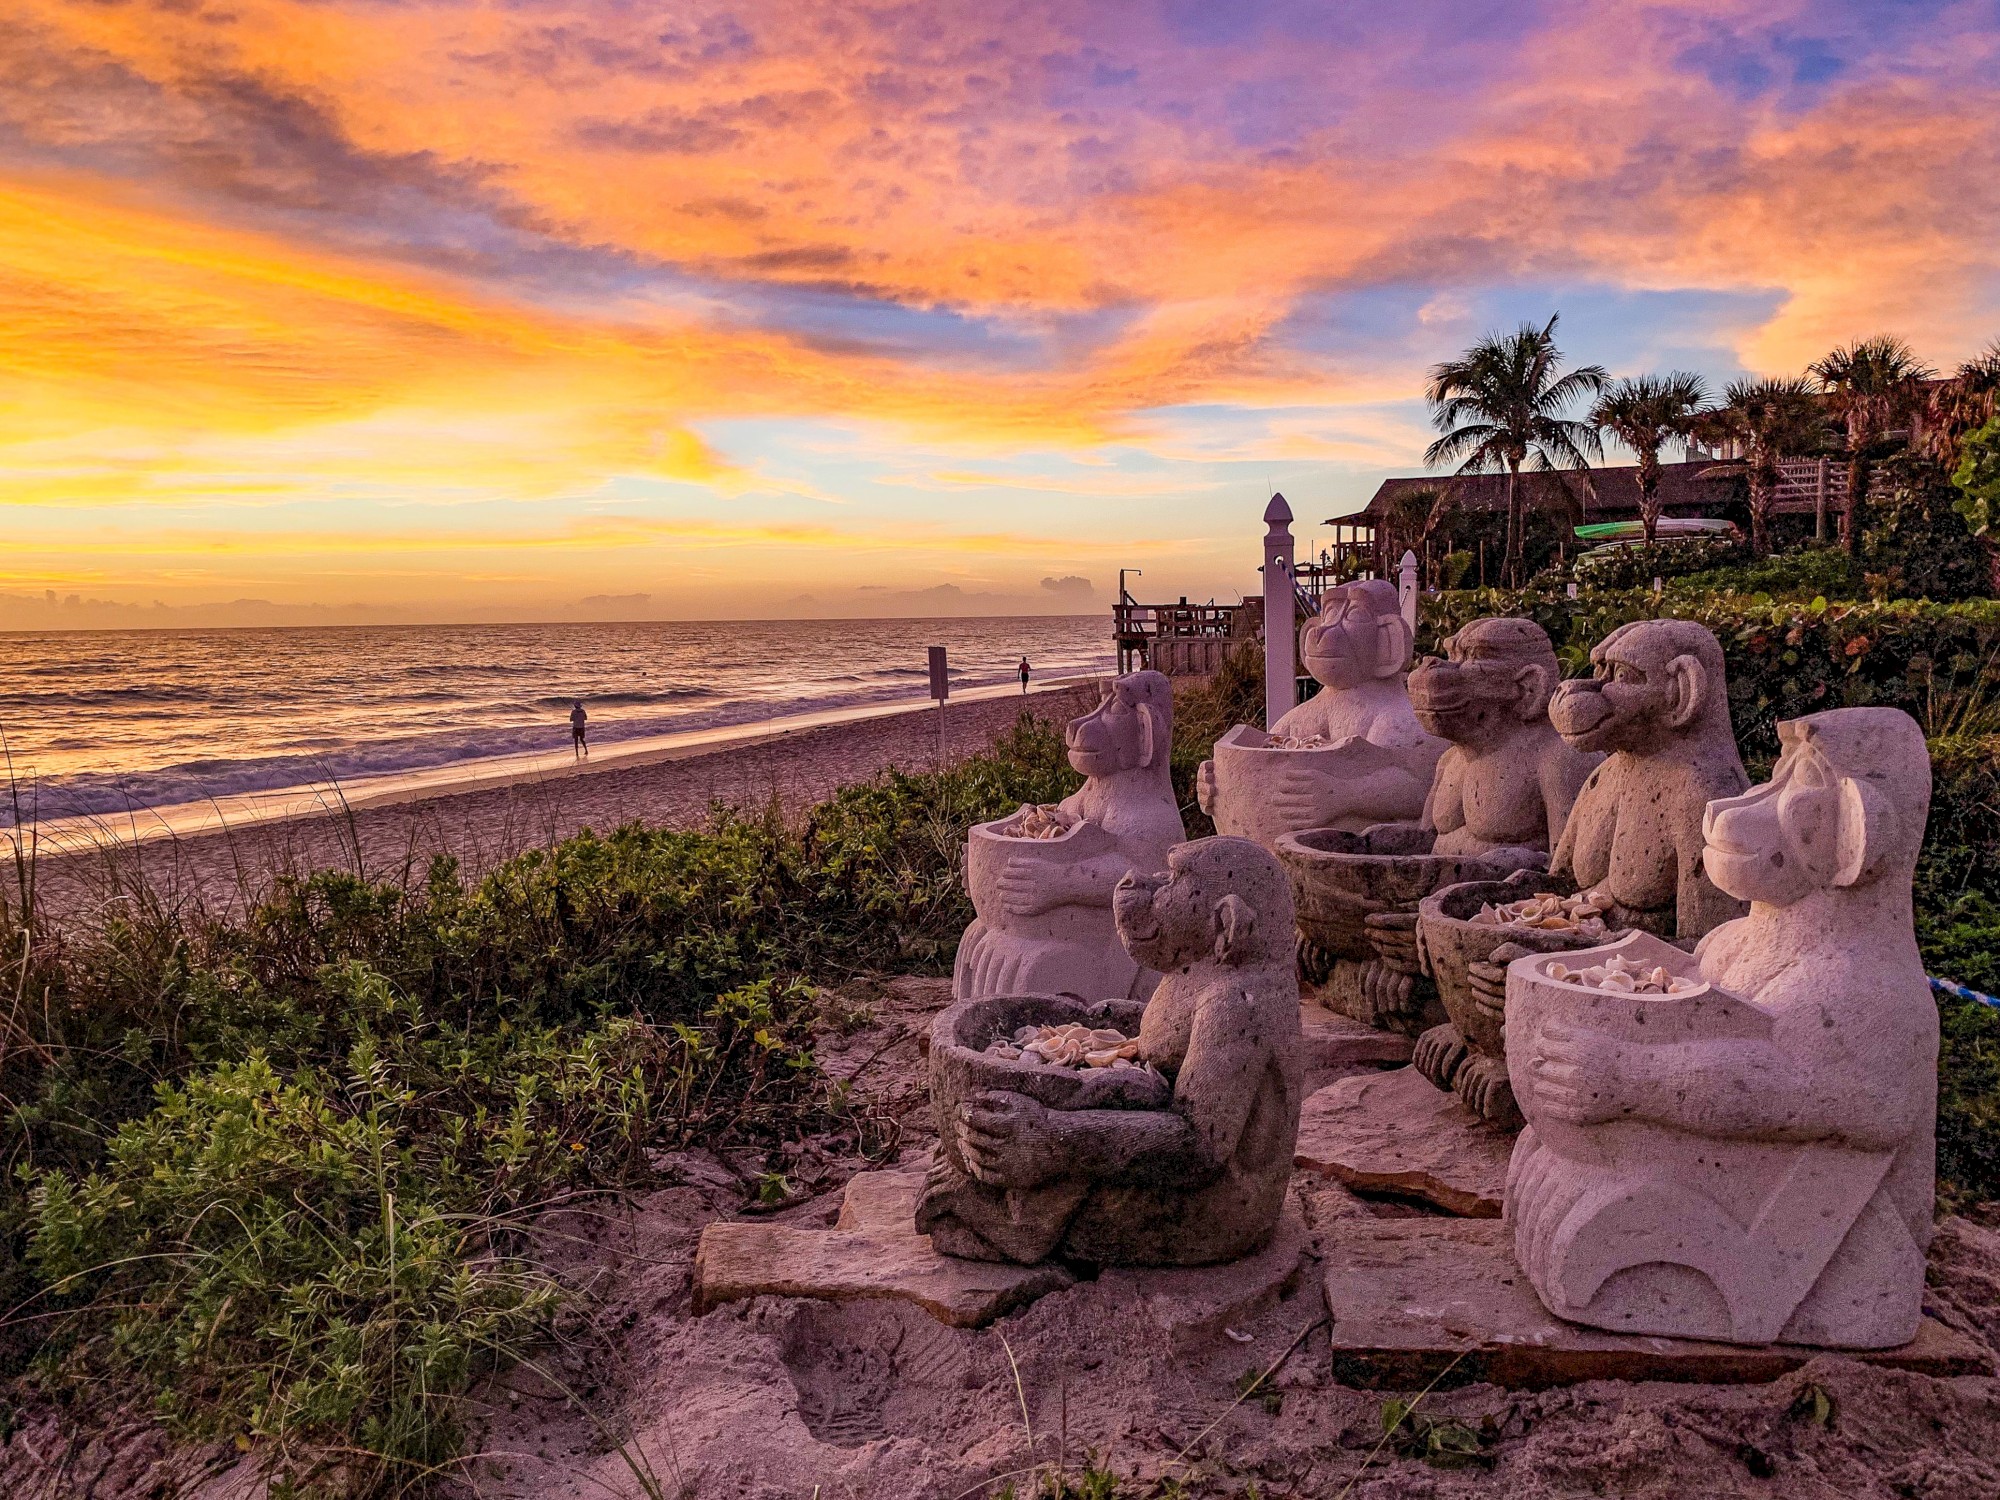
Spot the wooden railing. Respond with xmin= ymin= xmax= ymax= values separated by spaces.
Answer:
xmin=1768 ymin=458 xmax=1894 ymax=520
xmin=1113 ymin=600 xmax=1250 ymax=675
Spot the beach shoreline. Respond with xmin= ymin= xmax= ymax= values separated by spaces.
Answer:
xmin=25 ymin=682 xmax=1101 ymax=919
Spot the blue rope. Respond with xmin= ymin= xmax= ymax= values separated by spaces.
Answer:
xmin=1930 ymin=975 xmax=2000 ymax=1010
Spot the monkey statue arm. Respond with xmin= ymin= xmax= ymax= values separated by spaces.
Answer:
xmin=994 ymin=851 xmax=1148 ymax=915
xmin=1268 ymin=759 xmax=1434 ymax=832
xmin=1539 ymin=746 xmax=1598 ymax=851
xmin=954 ymin=991 xmax=1271 ymax=1189
xmin=1525 ymin=1013 xmax=1921 ymax=1149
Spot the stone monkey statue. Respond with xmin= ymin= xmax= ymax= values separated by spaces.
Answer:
xmin=1544 ymin=618 xmax=1750 ymax=939
xmin=1348 ymin=617 xmax=1600 ymax=1105
xmin=954 ymin=671 xmax=1186 ymax=1001
xmin=1508 ymin=708 xmax=1935 ymax=1348
xmin=1409 ymin=617 xmax=1602 ymax=865
xmin=919 ymin=836 xmax=1303 ymax=1266
xmin=1198 ymin=579 xmax=1445 ymax=846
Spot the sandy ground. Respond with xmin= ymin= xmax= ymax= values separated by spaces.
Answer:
xmin=26 ymin=686 xmax=1097 ymax=921
xmin=4 ymin=976 xmax=1997 ymax=1499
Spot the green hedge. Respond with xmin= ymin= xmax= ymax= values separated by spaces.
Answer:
xmin=1913 ymin=738 xmax=2000 ymax=1205
xmin=1423 ymin=587 xmax=2000 ymax=762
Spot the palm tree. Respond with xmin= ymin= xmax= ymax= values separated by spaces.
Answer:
xmin=1808 ymin=336 xmax=1936 ymax=554
xmin=1696 ymin=377 xmax=1827 ymax=556
xmin=1589 ymin=372 xmax=1711 ymax=546
xmin=1425 ymin=315 xmax=1608 ymax=586
xmin=1924 ymin=341 xmax=2000 ymax=471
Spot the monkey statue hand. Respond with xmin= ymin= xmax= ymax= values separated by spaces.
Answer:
xmin=1468 ymin=941 xmax=1529 ymax=1032
xmin=1365 ymin=910 xmax=1420 ymax=975
xmin=1196 ymin=757 xmax=1218 ymax=816
xmin=1524 ymin=1023 xmax=1627 ymax=1126
xmin=956 ymin=1091 xmax=1068 ymax=1189
xmin=997 ymin=854 xmax=1069 ymax=917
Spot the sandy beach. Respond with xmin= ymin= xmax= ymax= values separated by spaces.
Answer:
xmin=27 ymin=682 xmax=1099 ymax=919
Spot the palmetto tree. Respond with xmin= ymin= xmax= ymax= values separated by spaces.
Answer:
xmin=1425 ymin=315 xmax=1608 ymax=586
xmin=1697 ymin=377 xmax=1827 ymax=556
xmin=1924 ymin=341 xmax=2000 ymax=471
xmin=1589 ymin=372 xmax=1711 ymax=546
xmin=1808 ymin=336 xmax=1936 ymax=554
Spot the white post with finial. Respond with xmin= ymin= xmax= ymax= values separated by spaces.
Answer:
xmin=1397 ymin=549 xmax=1419 ymax=638
xmin=1263 ymin=493 xmax=1296 ymax=729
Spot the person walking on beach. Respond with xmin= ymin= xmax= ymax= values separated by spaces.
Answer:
xmin=570 ymin=700 xmax=589 ymax=759
xmin=1018 ymin=656 xmax=1031 ymax=694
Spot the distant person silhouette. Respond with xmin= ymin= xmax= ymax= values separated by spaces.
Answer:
xmin=570 ymin=700 xmax=588 ymax=759
xmin=1019 ymin=656 xmax=1031 ymax=694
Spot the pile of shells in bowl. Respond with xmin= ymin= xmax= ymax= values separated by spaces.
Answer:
xmin=1544 ymin=954 xmax=1700 ymax=995
xmin=1470 ymin=891 xmax=1612 ymax=940
xmin=985 ymin=1023 xmax=1147 ymax=1070
xmin=1003 ymin=803 xmax=1078 ymax=839
xmin=1265 ymin=731 xmax=1330 ymax=750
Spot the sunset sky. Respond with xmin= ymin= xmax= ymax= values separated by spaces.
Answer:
xmin=3 ymin=0 xmax=1999 ymax=624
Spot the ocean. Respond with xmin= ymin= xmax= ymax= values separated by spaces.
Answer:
xmin=0 ymin=616 xmax=1113 ymax=828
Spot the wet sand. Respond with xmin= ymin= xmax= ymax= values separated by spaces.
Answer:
xmin=29 ymin=684 xmax=1097 ymax=920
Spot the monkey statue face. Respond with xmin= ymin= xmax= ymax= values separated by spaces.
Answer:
xmin=1702 ymin=708 xmax=1928 ymax=907
xmin=1547 ymin=619 xmax=1725 ymax=755
xmin=1299 ymin=579 xmax=1413 ymax=693
xmin=1408 ymin=617 xmax=1559 ymax=750
xmin=1114 ymin=836 xmax=1294 ymax=973
xmin=1066 ymin=671 xmax=1170 ymax=778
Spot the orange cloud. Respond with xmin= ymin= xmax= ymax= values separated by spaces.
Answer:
xmin=0 ymin=0 xmax=1995 ymax=614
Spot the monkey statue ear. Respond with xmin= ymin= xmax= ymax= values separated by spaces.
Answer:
xmin=1374 ymin=614 xmax=1415 ymax=677
xmin=1664 ymin=653 xmax=1710 ymax=730
xmin=1513 ymin=662 xmax=1555 ymax=720
xmin=1834 ymin=776 xmax=1893 ymax=887
xmin=1136 ymin=703 xmax=1157 ymax=768
xmin=1212 ymin=893 xmax=1256 ymax=965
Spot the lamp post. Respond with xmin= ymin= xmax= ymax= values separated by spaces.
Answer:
xmin=1263 ymin=494 xmax=1296 ymax=728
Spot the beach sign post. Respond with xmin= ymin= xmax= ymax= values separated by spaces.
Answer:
xmin=928 ymin=645 xmax=949 ymax=767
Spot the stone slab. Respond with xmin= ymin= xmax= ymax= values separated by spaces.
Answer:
xmin=1294 ymin=1066 xmax=1511 ymax=1217
xmin=1320 ymin=1215 xmax=1994 ymax=1390
xmin=1300 ymin=1001 xmax=1415 ymax=1070
xmin=1097 ymin=1203 xmax=1315 ymax=1353
xmin=694 ymin=1170 xmax=1074 ymax=1329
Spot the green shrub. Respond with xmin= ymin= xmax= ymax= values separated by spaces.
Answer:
xmin=1951 ymin=414 xmax=2000 ymax=538
xmin=1424 ymin=588 xmax=2000 ymax=760
xmin=1913 ymin=738 xmax=2000 ymax=1208
xmin=1675 ymin=547 xmax=1858 ymax=601
xmin=1862 ymin=452 xmax=1993 ymax=603
xmin=1572 ymin=535 xmax=1745 ymax=588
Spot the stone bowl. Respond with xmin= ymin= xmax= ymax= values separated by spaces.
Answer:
xmin=1418 ymin=871 xmax=1617 ymax=1060
xmin=929 ymin=993 xmax=1170 ymax=1186
xmin=1504 ymin=930 xmax=1760 ymax=1165
xmin=1274 ymin=826 xmax=1517 ymax=964
xmin=1207 ymin=724 xmax=1423 ymax=848
xmin=964 ymin=810 xmax=1120 ymax=940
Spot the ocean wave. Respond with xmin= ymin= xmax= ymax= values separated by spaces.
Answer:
xmin=0 ymin=618 xmax=1116 ymax=825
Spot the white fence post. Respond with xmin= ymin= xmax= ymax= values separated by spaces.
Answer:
xmin=1264 ymin=494 xmax=1296 ymax=728
xmin=1398 ymin=549 xmax=1419 ymax=637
